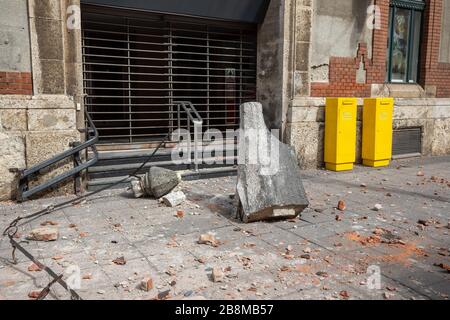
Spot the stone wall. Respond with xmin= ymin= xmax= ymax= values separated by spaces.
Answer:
xmin=287 ymin=98 xmax=450 ymax=169
xmin=0 ymin=95 xmax=80 ymax=200
xmin=0 ymin=0 xmax=85 ymax=200
xmin=0 ymin=0 xmax=33 ymax=95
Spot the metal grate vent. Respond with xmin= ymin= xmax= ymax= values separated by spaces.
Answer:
xmin=81 ymin=5 xmax=257 ymax=145
xmin=392 ymin=127 xmax=422 ymax=156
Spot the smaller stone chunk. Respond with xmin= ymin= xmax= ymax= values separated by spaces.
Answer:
xmin=130 ymin=180 xmax=145 ymax=198
xmin=212 ymin=267 xmax=224 ymax=282
xmin=27 ymin=227 xmax=58 ymax=242
xmin=198 ymin=233 xmax=219 ymax=247
xmin=140 ymin=277 xmax=154 ymax=292
xmin=162 ymin=191 xmax=186 ymax=207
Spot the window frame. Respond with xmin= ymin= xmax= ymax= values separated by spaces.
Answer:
xmin=386 ymin=0 xmax=425 ymax=83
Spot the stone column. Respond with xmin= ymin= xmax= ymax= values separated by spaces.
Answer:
xmin=23 ymin=0 xmax=82 ymax=198
xmin=292 ymin=0 xmax=312 ymax=97
xmin=256 ymin=0 xmax=313 ymax=140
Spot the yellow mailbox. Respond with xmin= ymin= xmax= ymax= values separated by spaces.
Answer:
xmin=362 ymin=98 xmax=394 ymax=167
xmin=324 ymin=98 xmax=357 ymax=171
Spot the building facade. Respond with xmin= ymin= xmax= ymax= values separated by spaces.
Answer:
xmin=0 ymin=0 xmax=449 ymax=200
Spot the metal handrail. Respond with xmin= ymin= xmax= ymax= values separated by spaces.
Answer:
xmin=174 ymin=101 xmax=203 ymax=172
xmin=13 ymin=110 xmax=99 ymax=202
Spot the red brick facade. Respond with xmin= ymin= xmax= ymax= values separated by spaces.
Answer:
xmin=310 ymin=44 xmax=372 ymax=97
xmin=420 ymin=0 xmax=450 ymax=97
xmin=0 ymin=71 xmax=33 ymax=95
xmin=311 ymin=0 xmax=450 ymax=98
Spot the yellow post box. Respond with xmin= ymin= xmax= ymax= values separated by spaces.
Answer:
xmin=362 ymin=98 xmax=394 ymax=167
xmin=324 ymin=98 xmax=357 ymax=171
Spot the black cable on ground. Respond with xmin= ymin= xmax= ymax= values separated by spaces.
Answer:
xmin=3 ymin=133 xmax=170 ymax=238
xmin=1 ymin=134 xmax=170 ymax=300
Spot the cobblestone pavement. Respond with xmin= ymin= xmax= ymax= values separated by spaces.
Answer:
xmin=0 ymin=156 xmax=449 ymax=300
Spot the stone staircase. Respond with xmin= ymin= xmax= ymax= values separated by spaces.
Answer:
xmin=86 ymin=142 xmax=238 ymax=191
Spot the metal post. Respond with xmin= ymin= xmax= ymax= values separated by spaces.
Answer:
xmin=194 ymin=120 xmax=202 ymax=172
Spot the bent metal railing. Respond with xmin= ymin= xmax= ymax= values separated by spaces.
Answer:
xmin=175 ymin=101 xmax=203 ymax=172
xmin=12 ymin=110 xmax=99 ymax=202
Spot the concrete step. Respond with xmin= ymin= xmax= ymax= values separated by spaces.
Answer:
xmin=86 ymin=167 xmax=237 ymax=191
xmin=89 ymin=144 xmax=238 ymax=167
xmin=87 ymin=143 xmax=238 ymax=191
xmin=88 ymin=156 xmax=237 ymax=173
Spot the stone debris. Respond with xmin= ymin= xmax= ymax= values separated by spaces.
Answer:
xmin=130 ymin=180 xmax=145 ymax=198
xmin=40 ymin=221 xmax=58 ymax=226
xmin=162 ymin=191 xmax=186 ymax=207
xmin=28 ymin=263 xmax=42 ymax=272
xmin=235 ymin=102 xmax=309 ymax=222
xmin=434 ymin=263 xmax=450 ymax=273
xmin=212 ymin=267 xmax=224 ymax=282
xmin=175 ymin=210 xmax=185 ymax=218
xmin=337 ymin=200 xmax=346 ymax=211
xmin=27 ymin=227 xmax=59 ymax=242
xmin=112 ymin=256 xmax=127 ymax=265
xmin=130 ymin=167 xmax=181 ymax=198
xmin=198 ymin=233 xmax=220 ymax=247
xmin=157 ymin=290 xmax=171 ymax=300
xmin=28 ymin=291 xmax=41 ymax=299
xmin=383 ymin=292 xmax=394 ymax=299
xmin=372 ymin=204 xmax=383 ymax=211
xmin=140 ymin=277 xmax=154 ymax=291
xmin=418 ymin=219 xmax=431 ymax=226
xmin=316 ymin=271 xmax=329 ymax=278
xmin=339 ymin=290 xmax=350 ymax=299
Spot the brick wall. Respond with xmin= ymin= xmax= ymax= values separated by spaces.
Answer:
xmin=310 ymin=44 xmax=372 ymax=97
xmin=311 ymin=0 xmax=450 ymax=98
xmin=420 ymin=0 xmax=450 ymax=98
xmin=310 ymin=0 xmax=390 ymax=97
xmin=0 ymin=71 xmax=33 ymax=95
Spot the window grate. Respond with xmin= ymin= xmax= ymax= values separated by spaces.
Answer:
xmin=81 ymin=5 xmax=257 ymax=145
xmin=392 ymin=127 xmax=422 ymax=156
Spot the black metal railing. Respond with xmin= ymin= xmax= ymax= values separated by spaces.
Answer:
xmin=12 ymin=110 xmax=99 ymax=202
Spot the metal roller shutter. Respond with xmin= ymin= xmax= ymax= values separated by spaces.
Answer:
xmin=82 ymin=5 xmax=257 ymax=145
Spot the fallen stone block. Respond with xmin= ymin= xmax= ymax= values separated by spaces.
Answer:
xmin=27 ymin=227 xmax=59 ymax=241
xmin=162 ymin=191 xmax=186 ymax=207
xmin=129 ymin=167 xmax=181 ymax=198
xmin=145 ymin=167 xmax=181 ymax=198
xmin=235 ymin=102 xmax=309 ymax=222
